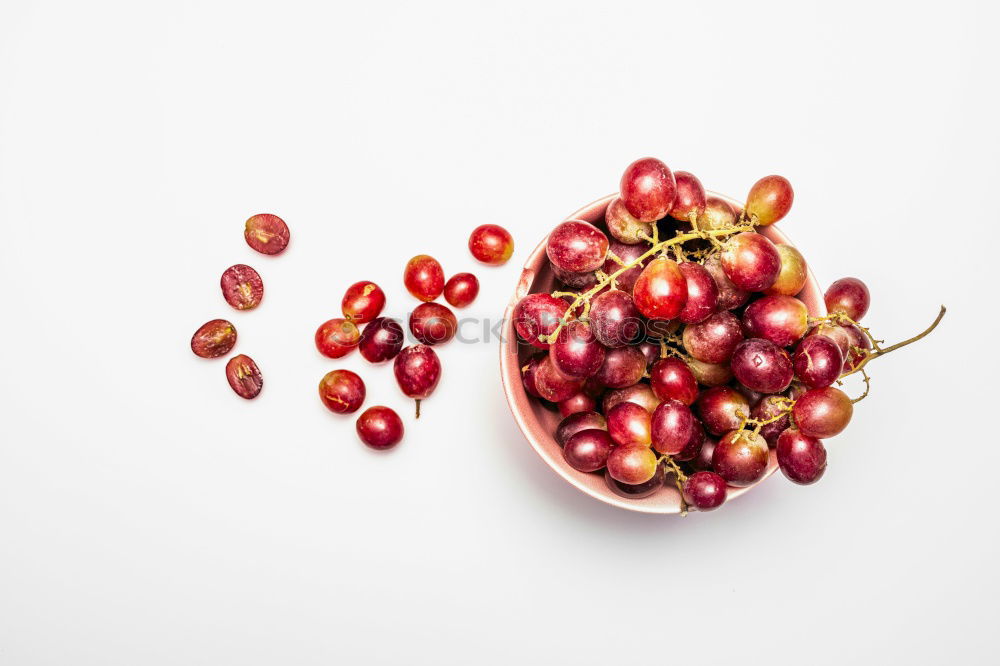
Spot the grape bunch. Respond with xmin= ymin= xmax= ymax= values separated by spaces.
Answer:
xmin=514 ymin=157 xmax=945 ymax=513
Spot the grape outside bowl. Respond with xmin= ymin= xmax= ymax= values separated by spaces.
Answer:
xmin=500 ymin=193 xmax=825 ymax=514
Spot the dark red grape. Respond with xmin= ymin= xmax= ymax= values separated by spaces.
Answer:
xmin=675 ymin=419 xmax=706 ymax=462
xmin=244 ymin=213 xmax=290 ymax=255
xmin=403 ymin=255 xmax=445 ymax=302
xmin=677 ymin=262 xmax=719 ymax=324
xmin=595 ymin=346 xmax=646 ymax=389
xmin=793 ymin=387 xmax=852 ymax=438
xmin=752 ymin=395 xmax=791 ymax=447
xmin=651 ymin=399 xmax=696 ymax=455
xmin=733 ymin=383 xmax=764 ymax=409
xmin=721 ymin=232 xmax=781 ymax=292
xmin=563 ymin=429 xmax=614 ymax=472
xmin=225 ymin=354 xmax=262 ymax=399
xmin=558 ymin=391 xmax=597 ymax=417
xmin=807 ymin=322 xmax=853 ymax=358
xmin=602 ymin=241 xmax=647 ymax=295
xmin=315 ymin=318 xmax=361 ymax=359
xmin=512 ymin=293 xmax=569 ymax=349
xmin=620 ymin=157 xmax=676 ymax=222
xmin=683 ymin=471 xmax=728 ymax=510
xmin=534 ymin=354 xmax=585 ymax=402
xmin=443 ymin=273 xmax=479 ymax=308
xmin=547 ymin=220 xmax=609 ymax=273
xmin=731 ymin=338 xmax=794 ymax=394
xmin=521 ymin=354 xmax=545 ymax=398
xmin=602 ymin=383 xmax=661 ymax=414
xmin=704 ymin=255 xmax=750 ymax=311
xmin=605 ymin=197 xmax=653 ymax=244
xmin=743 ymin=295 xmax=809 ymax=348
xmin=552 ymin=320 xmax=606 ymax=379
xmin=842 ymin=323 xmax=872 ymax=372
xmin=712 ymin=430 xmax=769 ymax=486
xmin=341 ymin=280 xmax=385 ymax=323
xmin=604 ymin=462 xmax=666 ymax=499
xmin=468 ymin=224 xmax=514 ymax=265
xmin=669 ymin=171 xmax=707 ymax=221
xmin=638 ymin=340 xmax=660 ymax=366
xmin=191 ymin=319 xmax=237 ymax=358
xmin=633 ymin=257 xmax=688 ymax=320
xmin=356 ymin=406 xmax=404 ymax=450
xmin=776 ymin=428 xmax=827 ymax=484
xmin=607 ymin=402 xmax=653 ymax=447
xmin=649 ymin=358 xmax=698 ymax=405
xmin=745 ymin=175 xmax=793 ymax=226
xmin=607 ymin=444 xmax=658 ymax=484
xmin=765 ymin=245 xmax=808 ymax=297
xmin=552 ymin=264 xmax=599 ymax=289
xmin=556 ymin=411 xmax=607 ymax=446
xmin=825 ymin=277 xmax=870 ymax=322
xmin=393 ymin=345 xmax=442 ymax=417
xmin=692 ymin=437 xmax=717 ymax=471
xmin=792 ymin=335 xmax=843 ymax=389
xmin=319 ymin=369 xmax=365 ymax=414
xmin=220 ymin=264 xmax=264 ymax=311
xmin=589 ymin=289 xmax=642 ymax=348
xmin=683 ymin=311 xmax=743 ymax=364
xmin=696 ymin=386 xmax=750 ymax=436
xmin=408 ymin=302 xmax=458 ymax=345
xmin=358 ymin=317 xmax=405 ymax=363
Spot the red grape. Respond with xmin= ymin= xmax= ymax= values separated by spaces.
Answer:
xmin=765 ymin=245 xmax=808 ymax=297
xmin=696 ymin=386 xmax=750 ymax=436
xmin=358 ymin=317 xmax=405 ymax=363
xmin=807 ymin=322 xmax=853 ymax=358
xmin=403 ymin=255 xmax=445 ymax=302
xmin=677 ymin=262 xmax=719 ymax=324
xmin=698 ymin=196 xmax=737 ymax=231
xmin=602 ymin=382 xmax=661 ymax=414
xmin=521 ymin=354 xmax=545 ymax=398
xmin=443 ymin=273 xmax=479 ymax=308
xmin=512 ymin=293 xmax=569 ymax=349
xmin=649 ymin=358 xmax=698 ymax=405
xmin=356 ymin=406 xmax=404 ymax=450
xmin=556 ymin=411 xmax=607 ymax=446
xmin=675 ymin=419 xmax=706 ymax=461
xmin=731 ymin=338 xmax=794 ymax=394
xmin=393 ymin=345 xmax=442 ymax=416
xmin=688 ymin=358 xmax=734 ymax=387
xmin=683 ymin=311 xmax=744 ymax=364
xmin=552 ymin=320 xmax=606 ymax=379
xmin=669 ymin=171 xmax=707 ymax=221
xmin=558 ymin=392 xmax=597 ymax=417
xmin=244 ymin=213 xmax=290 ymax=255
xmin=776 ymin=429 xmax=827 ymax=484
xmin=408 ymin=302 xmax=458 ymax=346
xmin=712 ymin=430 xmax=769 ymax=486
xmin=589 ymin=289 xmax=642 ymax=348
xmin=792 ymin=335 xmax=843 ymax=388
xmin=604 ymin=463 xmax=666 ymax=498
xmin=546 ymin=220 xmax=609 ymax=273
xmin=535 ymin=355 xmax=585 ymax=402
xmin=220 ymin=264 xmax=264 ymax=311
xmin=602 ymin=241 xmax=647 ymax=295
xmin=620 ymin=157 xmax=676 ymax=222
xmin=191 ymin=319 xmax=237 ymax=358
xmin=341 ymin=280 xmax=385 ymax=323
xmin=792 ymin=387 xmax=853 ymax=438
xmin=315 ymin=317 xmax=361 ymax=359
xmin=692 ymin=437 xmax=718 ymax=471
xmin=605 ymin=197 xmax=653 ymax=244
xmin=651 ymin=399 xmax=696 ymax=455
xmin=319 ymin=369 xmax=366 ymax=414
xmin=752 ymin=395 xmax=791 ymax=447
xmin=745 ymin=175 xmax=793 ymax=226
xmin=743 ymin=294 xmax=809 ymax=347
xmin=468 ymin=224 xmax=514 ymax=265
xmin=683 ymin=471 xmax=728 ymax=510
xmin=607 ymin=444 xmax=658 ymax=484
xmin=825 ymin=277 xmax=870 ymax=322
xmin=595 ymin=346 xmax=646 ymax=389
xmin=563 ymin=429 xmax=614 ymax=473
xmin=704 ymin=255 xmax=749 ymax=311
xmin=633 ymin=257 xmax=688 ymax=320
xmin=721 ymin=232 xmax=781 ymax=292
xmin=842 ymin=323 xmax=872 ymax=372
xmin=225 ymin=354 xmax=262 ymax=399
xmin=607 ymin=402 xmax=653 ymax=447
xmin=553 ymin=264 xmax=599 ymax=289
xmin=638 ymin=339 xmax=660 ymax=367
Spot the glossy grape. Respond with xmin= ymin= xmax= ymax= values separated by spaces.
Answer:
xmin=807 ymin=322 xmax=853 ymax=358
xmin=589 ymin=289 xmax=642 ymax=348
xmin=552 ymin=320 xmax=606 ymax=379
xmin=704 ymin=255 xmax=749 ymax=311
xmin=409 ymin=302 xmax=458 ymax=345
xmin=607 ymin=402 xmax=653 ymax=447
xmin=649 ymin=358 xmax=698 ymax=405
xmin=731 ymin=338 xmax=794 ymax=394
xmin=403 ymin=255 xmax=445 ymax=302
xmin=521 ymin=354 xmax=545 ymax=398
xmin=602 ymin=241 xmax=647 ymax=295
xmin=602 ymin=383 xmax=661 ymax=414
xmin=712 ymin=430 xmax=769 ymax=486
xmin=220 ymin=264 xmax=264 ymax=311
xmin=535 ymin=354 xmax=585 ymax=402
xmin=552 ymin=264 xmax=598 ymax=289
xmin=633 ymin=257 xmax=688 ymax=320
xmin=595 ymin=346 xmax=647 ymax=389
xmin=563 ymin=429 xmax=614 ymax=472
xmin=225 ymin=354 xmax=262 ymax=399
xmin=677 ymin=262 xmax=718 ymax=324
xmin=683 ymin=311 xmax=743 ymax=364
xmin=651 ymin=399 xmax=696 ymax=455
xmin=693 ymin=437 xmax=717 ymax=471
xmin=696 ymin=386 xmax=750 ymax=436
xmin=356 ymin=406 xmax=404 ymax=450
xmin=191 ymin=319 xmax=237 ymax=359
xmin=547 ymin=220 xmax=609 ymax=273
xmin=825 ymin=277 xmax=870 ymax=321
xmin=687 ymin=358 xmax=734 ymax=387
xmin=721 ymin=232 xmax=781 ymax=292
xmin=605 ymin=197 xmax=653 ymax=244
xmin=244 ymin=213 xmax=290 ymax=255
xmin=556 ymin=411 xmax=607 ymax=446
xmin=393 ymin=345 xmax=442 ymax=416
xmin=683 ymin=471 xmax=728 ymax=510
xmin=792 ymin=335 xmax=843 ymax=388
xmin=341 ymin=280 xmax=385 ymax=323
xmin=776 ymin=429 xmax=827 ymax=484
xmin=319 ymin=369 xmax=365 ymax=414
xmin=793 ymin=387 xmax=853 ymax=438
xmin=743 ymin=295 xmax=809 ymax=348
xmin=675 ymin=419 xmax=706 ymax=461
xmin=842 ymin=323 xmax=872 ymax=372
xmin=315 ymin=318 xmax=361 ymax=359
xmin=359 ymin=317 xmax=405 ymax=363
xmin=607 ymin=444 xmax=658 ymax=485
xmin=619 ymin=157 xmax=676 ymax=222
xmin=745 ymin=175 xmax=794 ymax=226
xmin=752 ymin=395 xmax=791 ymax=447
xmin=604 ymin=462 xmax=666 ymax=499
xmin=765 ymin=245 xmax=808 ymax=297
xmin=669 ymin=171 xmax=707 ymax=221
xmin=468 ymin=224 xmax=514 ymax=265
xmin=443 ymin=273 xmax=479 ymax=308
xmin=698 ymin=196 xmax=737 ymax=231
xmin=512 ymin=293 xmax=569 ymax=349
xmin=558 ymin=392 xmax=597 ymax=417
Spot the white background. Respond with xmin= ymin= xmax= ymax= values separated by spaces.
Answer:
xmin=1 ymin=1 xmax=996 ymax=664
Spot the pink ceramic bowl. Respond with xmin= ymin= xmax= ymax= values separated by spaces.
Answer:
xmin=500 ymin=193 xmax=825 ymax=514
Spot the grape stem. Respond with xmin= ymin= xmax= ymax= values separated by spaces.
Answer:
xmin=657 ymin=454 xmax=689 ymax=515
xmin=839 ymin=306 xmax=946 ymax=379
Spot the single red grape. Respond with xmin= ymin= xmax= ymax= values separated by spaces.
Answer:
xmin=745 ymin=175 xmax=794 ymax=226
xmin=534 ymin=355 xmax=585 ymax=402
xmin=602 ymin=382 xmax=661 ymax=414
xmin=765 ymin=245 xmax=808 ymax=297
xmin=752 ymin=395 xmax=791 ymax=447
xmin=712 ymin=430 xmax=769 ymax=486
xmin=669 ymin=171 xmax=707 ymax=221
xmin=547 ymin=220 xmax=609 ymax=273
xmin=675 ymin=419 xmax=706 ymax=462
xmin=558 ymin=391 xmax=597 ymax=417
xmin=468 ymin=224 xmax=514 ymax=265
xmin=605 ymin=402 xmax=651 ymax=447
xmin=319 ymin=369 xmax=365 ymax=414
xmin=619 ymin=157 xmax=676 ymax=222
xmin=696 ymin=386 xmax=750 ymax=436
xmin=602 ymin=241 xmax=647 ymax=295
xmin=807 ymin=322 xmax=853 ymax=358
xmin=698 ymin=196 xmax=737 ymax=231
xmin=607 ymin=444 xmax=658 ymax=484
xmin=409 ymin=302 xmax=458 ymax=346
xmin=563 ymin=429 xmax=614 ymax=472
xmin=776 ymin=428 xmax=827 ymax=484
xmin=512 ymin=293 xmax=569 ymax=349
xmin=341 ymin=280 xmax=386 ymax=323
xmin=638 ymin=340 xmax=660 ymax=367
xmin=683 ymin=471 xmax=728 ymax=510
xmin=682 ymin=311 xmax=744 ymax=364
xmin=589 ymin=289 xmax=642 ymax=348
xmin=649 ymin=358 xmax=699 ymax=405
xmin=704 ymin=255 xmax=749 ymax=311
xmin=403 ymin=255 xmax=445 ymax=302
xmin=604 ymin=462 xmax=666 ymax=499
xmin=793 ymin=387 xmax=853 ymax=438
xmin=743 ymin=294 xmax=809 ymax=348
xmin=633 ymin=257 xmax=688 ymax=320
xmin=605 ymin=197 xmax=653 ymax=244
xmin=594 ymin=346 xmax=646 ymax=389
xmin=651 ymin=399 xmax=696 ymax=455
xmin=792 ymin=335 xmax=844 ymax=388
xmin=244 ymin=213 xmax=290 ymax=255
xmin=720 ymin=232 xmax=781 ymax=292
xmin=225 ymin=354 xmax=262 ymax=399
xmin=315 ymin=318 xmax=361 ymax=359
xmin=393 ymin=345 xmax=442 ymax=417
xmin=731 ymin=338 xmax=794 ymax=394
xmin=551 ymin=320 xmax=606 ymax=379
xmin=443 ymin=273 xmax=479 ymax=308
xmin=825 ymin=277 xmax=870 ymax=322
xmin=220 ymin=264 xmax=264 ymax=311
xmin=356 ymin=406 xmax=404 ymax=450
xmin=687 ymin=358 xmax=734 ymax=387
xmin=692 ymin=437 xmax=718 ymax=471
xmin=521 ymin=354 xmax=545 ymax=399
xmin=556 ymin=411 xmax=607 ymax=446
xmin=842 ymin=323 xmax=872 ymax=372
xmin=191 ymin=319 xmax=237 ymax=358
xmin=358 ymin=317 xmax=405 ymax=363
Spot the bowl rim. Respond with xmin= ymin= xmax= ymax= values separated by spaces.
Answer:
xmin=499 ymin=191 xmax=826 ymax=514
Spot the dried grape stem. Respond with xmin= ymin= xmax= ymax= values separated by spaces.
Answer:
xmin=839 ymin=306 xmax=946 ymax=379
xmin=657 ymin=454 xmax=689 ymax=516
